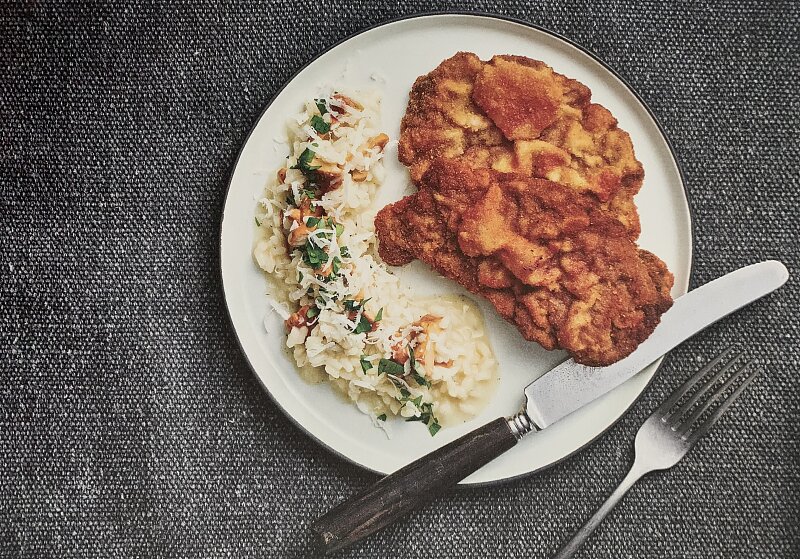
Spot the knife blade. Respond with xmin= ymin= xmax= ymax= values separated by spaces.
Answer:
xmin=524 ymin=259 xmax=789 ymax=429
xmin=311 ymin=260 xmax=789 ymax=553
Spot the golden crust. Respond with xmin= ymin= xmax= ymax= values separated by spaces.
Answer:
xmin=382 ymin=52 xmax=673 ymax=365
xmin=398 ymin=52 xmax=644 ymax=237
xmin=376 ymin=159 xmax=673 ymax=366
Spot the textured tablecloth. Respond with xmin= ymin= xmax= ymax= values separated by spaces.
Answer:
xmin=2 ymin=1 xmax=798 ymax=557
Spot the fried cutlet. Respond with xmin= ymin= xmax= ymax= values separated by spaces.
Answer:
xmin=375 ymin=159 xmax=673 ymax=366
xmin=398 ymin=52 xmax=644 ymax=237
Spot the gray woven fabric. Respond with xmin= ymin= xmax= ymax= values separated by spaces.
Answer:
xmin=2 ymin=1 xmax=798 ymax=557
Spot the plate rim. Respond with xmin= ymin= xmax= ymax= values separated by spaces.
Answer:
xmin=219 ymin=11 xmax=696 ymax=486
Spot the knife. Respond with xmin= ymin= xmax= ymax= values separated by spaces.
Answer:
xmin=311 ymin=260 xmax=789 ymax=553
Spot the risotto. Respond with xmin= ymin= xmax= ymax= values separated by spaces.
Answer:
xmin=253 ymin=89 xmax=498 ymax=435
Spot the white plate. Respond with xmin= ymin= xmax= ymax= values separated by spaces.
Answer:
xmin=220 ymin=14 xmax=693 ymax=484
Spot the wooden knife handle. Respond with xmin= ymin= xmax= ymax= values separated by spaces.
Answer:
xmin=310 ymin=417 xmax=519 ymax=553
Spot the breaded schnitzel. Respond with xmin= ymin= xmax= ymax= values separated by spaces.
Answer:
xmin=379 ymin=52 xmax=673 ymax=365
xmin=398 ymin=52 xmax=644 ymax=237
xmin=376 ymin=159 xmax=673 ymax=366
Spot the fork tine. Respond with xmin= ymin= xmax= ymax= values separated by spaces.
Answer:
xmin=657 ymin=346 xmax=738 ymax=420
xmin=675 ymin=359 xmax=755 ymax=437
xmin=685 ymin=367 xmax=761 ymax=445
xmin=665 ymin=352 xmax=745 ymax=428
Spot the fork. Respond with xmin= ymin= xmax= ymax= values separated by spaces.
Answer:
xmin=552 ymin=347 xmax=760 ymax=559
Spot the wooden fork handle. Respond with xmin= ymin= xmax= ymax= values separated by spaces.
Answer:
xmin=310 ymin=417 xmax=519 ymax=554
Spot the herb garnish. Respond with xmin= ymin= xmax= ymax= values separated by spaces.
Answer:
xmin=376 ymin=413 xmax=387 ymax=422
xmin=360 ymin=355 xmax=373 ymax=373
xmin=374 ymin=307 xmax=383 ymax=322
xmin=310 ymin=114 xmax=330 ymax=134
xmin=343 ymin=300 xmax=373 ymax=331
xmin=315 ymin=98 xmax=328 ymax=115
xmin=254 ymin=216 xmax=262 ymax=227
xmin=343 ymin=299 xmax=358 ymax=311
xmin=343 ymin=298 xmax=370 ymax=311
xmin=292 ymin=148 xmax=320 ymax=179
xmin=353 ymin=313 xmax=373 ymax=334
xmin=408 ymin=345 xmax=431 ymax=388
xmin=405 ymin=401 xmax=441 ymax=436
xmin=382 ymin=348 xmax=440 ymax=436
xmin=387 ymin=376 xmax=412 ymax=401
xmin=301 ymin=239 xmax=328 ymax=268
xmin=411 ymin=371 xmax=431 ymax=389
xmin=378 ymin=358 xmax=405 ymax=376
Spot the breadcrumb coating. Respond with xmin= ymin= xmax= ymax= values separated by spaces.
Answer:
xmin=378 ymin=52 xmax=674 ymax=365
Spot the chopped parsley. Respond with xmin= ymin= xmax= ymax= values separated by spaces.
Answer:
xmin=301 ymin=239 xmax=327 ymax=268
xmin=378 ymin=358 xmax=405 ymax=376
xmin=288 ymin=188 xmax=314 ymax=208
xmin=254 ymin=216 xmax=262 ymax=227
xmin=405 ymin=401 xmax=441 ymax=436
xmin=310 ymin=114 xmax=330 ymax=134
xmin=411 ymin=371 xmax=430 ymax=388
xmin=408 ymin=346 xmax=431 ymax=388
xmin=296 ymin=232 xmax=342 ymax=280
xmin=360 ymin=355 xmax=373 ymax=373
xmin=292 ymin=147 xmax=320 ymax=178
xmin=343 ymin=300 xmax=374 ymax=329
xmin=343 ymin=298 xmax=370 ymax=312
xmin=275 ymin=94 xmax=442 ymax=437
xmin=387 ymin=377 xmax=413 ymax=409
xmin=353 ymin=313 xmax=373 ymax=334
